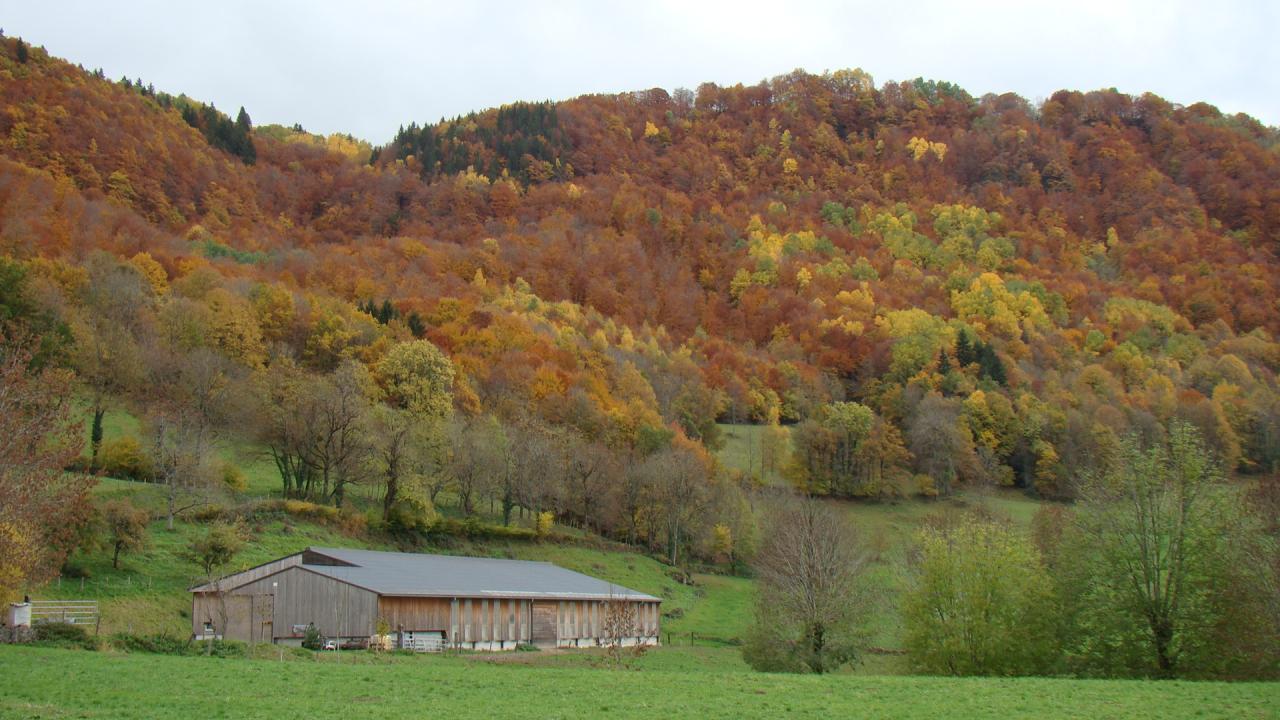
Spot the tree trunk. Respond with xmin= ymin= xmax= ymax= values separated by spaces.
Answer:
xmin=166 ymin=481 xmax=176 ymax=531
xmin=383 ymin=470 xmax=399 ymax=521
xmin=1153 ymin=616 xmax=1175 ymax=677
xmin=502 ymin=491 xmax=514 ymax=526
xmin=112 ymin=541 xmax=121 ymax=569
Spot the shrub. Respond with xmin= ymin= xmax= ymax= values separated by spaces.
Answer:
xmin=60 ymin=559 xmax=92 ymax=579
xmin=112 ymin=633 xmax=247 ymax=658
xmin=98 ymin=436 xmax=154 ymax=481
xmin=33 ymin=622 xmax=98 ymax=650
xmin=385 ymin=497 xmax=436 ymax=536
xmin=914 ymin=474 xmax=939 ymax=498
xmin=429 ymin=518 xmax=536 ymax=541
xmin=220 ymin=462 xmax=247 ymax=493
xmin=902 ymin=515 xmax=1059 ymax=676
xmin=111 ymin=632 xmax=190 ymax=654
xmin=301 ymin=623 xmax=322 ymax=651
xmin=189 ymin=504 xmax=232 ymax=523
xmin=535 ymin=511 xmax=554 ymax=538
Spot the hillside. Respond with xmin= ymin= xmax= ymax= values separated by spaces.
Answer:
xmin=2 ymin=35 xmax=1277 ymax=503
xmin=1 ymin=30 xmax=1279 ymax=691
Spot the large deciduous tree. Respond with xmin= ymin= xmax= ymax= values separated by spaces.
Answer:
xmin=742 ymin=498 xmax=869 ymax=673
xmin=144 ymin=346 xmax=234 ymax=529
xmin=369 ymin=338 xmax=453 ymax=520
xmin=0 ymin=333 xmax=91 ymax=600
xmin=1060 ymin=422 xmax=1279 ymax=679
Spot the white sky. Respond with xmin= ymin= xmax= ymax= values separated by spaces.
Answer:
xmin=4 ymin=0 xmax=1276 ymax=143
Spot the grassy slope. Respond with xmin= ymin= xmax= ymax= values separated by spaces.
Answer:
xmin=717 ymin=423 xmax=785 ymax=486
xmin=49 ymin=417 xmax=1048 ymax=654
xmin=2 ymin=646 xmax=1276 ymax=720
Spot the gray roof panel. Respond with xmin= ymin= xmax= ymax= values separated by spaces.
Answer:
xmin=298 ymin=547 xmax=661 ymax=602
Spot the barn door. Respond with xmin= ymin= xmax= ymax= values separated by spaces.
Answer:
xmin=253 ymin=594 xmax=274 ymax=643
xmin=531 ymin=601 xmax=557 ymax=645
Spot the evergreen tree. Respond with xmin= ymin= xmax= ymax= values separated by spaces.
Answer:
xmin=234 ymin=107 xmax=256 ymax=164
xmin=407 ymin=312 xmax=425 ymax=338
xmin=955 ymin=331 xmax=975 ymax=367
xmin=977 ymin=343 xmax=1006 ymax=385
xmin=16 ymin=39 xmax=28 ymax=64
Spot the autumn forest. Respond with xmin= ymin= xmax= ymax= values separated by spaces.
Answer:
xmin=1 ymin=31 xmax=1278 ymax=682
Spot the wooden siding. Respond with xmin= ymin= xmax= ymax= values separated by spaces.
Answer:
xmin=190 ymin=553 xmax=302 ymax=593
xmin=226 ymin=563 xmax=376 ymax=635
xmin=380 ymin=596 xmax=533 ymax=644
xmin=554 ymin=599 xmax=660 ymax=640
xmin=531 ymin=601 xmax=557 ymax=643
xmin=378 ymin=596 xmax=451 ymax=633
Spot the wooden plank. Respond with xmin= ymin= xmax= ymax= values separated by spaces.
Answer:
xmin=378 ymin=597 xmax=451 ymax=632
xmin=190 ymin=553 xmax=302 ymax=592
xmin=531 ymin=601 xmax=556 ymax=643
xmin=229 ymin=566 xmax=377 ymax=640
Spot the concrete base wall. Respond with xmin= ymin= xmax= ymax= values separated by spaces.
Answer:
xmin=557 ymin=636 xmax=659 ymax=649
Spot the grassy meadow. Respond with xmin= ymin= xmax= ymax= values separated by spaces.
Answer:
xmin=2 ymin=645 xmax=1276 ymax=720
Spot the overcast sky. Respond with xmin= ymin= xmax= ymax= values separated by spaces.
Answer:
xmin=5 ymin=0 xmax=1276 ymax=143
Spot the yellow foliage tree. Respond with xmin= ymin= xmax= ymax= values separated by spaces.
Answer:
xmin=205 ymin=288 xmax=266 ymax=368
xmin=129 ymin=252 xmax=168 ymax=296
xmin=950 ymin=273 xmax=1049 ymax=340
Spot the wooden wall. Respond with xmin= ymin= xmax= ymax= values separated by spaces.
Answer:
xmin=193 ymin=566 xmax=378 ymax=642
xmin=381 ymin=596 xmax=534 ymax=644
xmin=190 ymin=553 xmax=301 ymax=593
xmin=555 ymin=600 xmax=660 ymax=640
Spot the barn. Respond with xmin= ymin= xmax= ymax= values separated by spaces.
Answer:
xmin=189 ymin=547 xmax=662 ymax=650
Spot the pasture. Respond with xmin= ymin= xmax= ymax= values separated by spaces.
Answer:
xmin=2 ymin=645 xmax=1276 ymax=720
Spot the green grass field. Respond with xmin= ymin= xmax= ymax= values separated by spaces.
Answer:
xmin=2 ymin=645 xmax=1275 ymax=720
xmin=717 ymin=423 xmax=786 ymax=486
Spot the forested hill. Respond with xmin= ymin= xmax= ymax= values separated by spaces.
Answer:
xmin=2 ymin=31 xmax=1279 ymax=514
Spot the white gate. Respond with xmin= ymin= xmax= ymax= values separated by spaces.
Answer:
xmin=401 ymin=630 xmax=445 ymax=652
xmin=29 ymin=600 xmax=99 ymax=631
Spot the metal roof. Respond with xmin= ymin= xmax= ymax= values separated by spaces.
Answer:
xmin=250 ymin=547 xmax=661 ymax=602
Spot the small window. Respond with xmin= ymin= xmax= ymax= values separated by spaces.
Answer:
xmin=203 ymin=622 xmax=214 ymax=634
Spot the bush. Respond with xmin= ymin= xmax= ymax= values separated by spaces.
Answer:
xmin=515 ymin=643 xmax=540 ymax=652
xmin=32 ymin=622 xmax=98 ymax=650
xmin=914 ymin=474 xmax=939 ymax=498
xmin=385 ymin=496 xmax=437 ymax=537
xmin=256 ymin=499 xmax=340 ymax=524
xmin=111 ymin=632 xmax=190 ymax=654
xmin=220 ymin=462 xmax=247 ymax=493
xmin=429 ymin=518 xmax=537 ymax=541
xmin=203 ymin=639 xmax=248 ymax=658
xmin=189 ymin=504 xmax=232 ymax=523
xmin=98 ymin=436 xmax=154 ymax=481
xmin=111 ymin=633 xmax=247 ymax=658
xmin=301 ymin=623 xmax=322 ymax=651
xmin=535 ymin=511 xmax=554 ymax=538
xmin=902 ymin=515 xmax=1059 ymax=676
xmin=60 ymin=559 xmax=92 ymax=579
